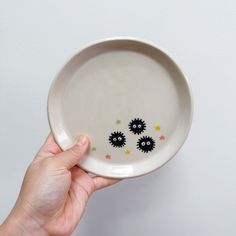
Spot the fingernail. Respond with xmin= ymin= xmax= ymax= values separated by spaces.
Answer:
xmin=77 ymin=135 xmax=88 ymax=146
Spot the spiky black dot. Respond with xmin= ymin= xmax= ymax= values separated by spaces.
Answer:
xmin=137 ymin=136 xmax=155 ymax=153
xmin=109 ymin=131 xmax=126 ymax=148
xmin=128 ymin=118 xmax=146 ymax=135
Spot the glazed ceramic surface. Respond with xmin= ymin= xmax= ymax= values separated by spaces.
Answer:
xmin=48 ymin=38 xmax=193 ymax=178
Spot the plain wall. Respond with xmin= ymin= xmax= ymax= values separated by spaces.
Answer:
xmin=0 ymin=0 xmax=236 ymax=235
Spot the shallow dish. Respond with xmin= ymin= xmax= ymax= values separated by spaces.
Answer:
xmin=48 ymin=38 xmax=193 ymax=178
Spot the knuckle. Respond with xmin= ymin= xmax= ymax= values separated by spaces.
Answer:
xmin=88 ymin=180 xmax=95 ymax=195
xmin=45 ymin=143 xmax=60 ymax=152
xmin=41 ymin=158 xmax=55 ymax=169
xmin=85 ymin=181 xmax=95 ymax=197
xmin=69 ymin=144 xmax=84 ymax=157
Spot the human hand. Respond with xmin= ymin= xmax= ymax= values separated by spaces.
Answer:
xmin=0 ymin=134 xmax=119 ymax=236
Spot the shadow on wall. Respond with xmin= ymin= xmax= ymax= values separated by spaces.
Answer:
xmin=74 ymin=154 xmax=187 ymax=236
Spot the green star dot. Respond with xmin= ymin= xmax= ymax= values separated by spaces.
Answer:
xmin=116 ymin=120 xmax=122 ymax=124
xmin=91 ymin=147 xmax=96 ymax=151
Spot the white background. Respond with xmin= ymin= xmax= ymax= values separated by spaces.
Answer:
xmin=0 ymin=0 xmax=236 ymax=235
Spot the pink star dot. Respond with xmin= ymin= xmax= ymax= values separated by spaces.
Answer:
xmin=160 ymin=135 xmax=165 ymax=141
xmin=105 ymin=154 xmax=111 ymax=160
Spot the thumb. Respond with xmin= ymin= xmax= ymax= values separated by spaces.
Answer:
xmin=55 ymin=135 xmax=90 ymax=169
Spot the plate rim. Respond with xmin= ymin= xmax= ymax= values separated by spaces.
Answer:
xmin=47 ymin=37 xmax=194 ymax=179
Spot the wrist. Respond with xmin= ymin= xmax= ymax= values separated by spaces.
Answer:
xmin=0 ymin=208 xmax=48 ymax=236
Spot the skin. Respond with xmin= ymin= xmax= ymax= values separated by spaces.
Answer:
xmin=0 ymin=134 xmax=120 ymax=236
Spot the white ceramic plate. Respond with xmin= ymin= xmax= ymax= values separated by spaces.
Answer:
xmin=48 ymin=38 xmax=193 ymax=178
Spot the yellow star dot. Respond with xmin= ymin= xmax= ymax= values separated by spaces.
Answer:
xmin=154 ymin=125 xmax=161 ymax=131
xmin=124 ymin=149 xmax=131 ymax=155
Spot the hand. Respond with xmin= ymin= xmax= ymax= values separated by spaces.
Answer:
xmin=0 ymin=134 xmax=119 ymax=236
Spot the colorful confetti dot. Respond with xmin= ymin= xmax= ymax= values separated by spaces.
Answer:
xmin=116 ymin=120 xmax=122 ymax=124
xmin=124 ymin=149 xmax=131 ymax=155
xmin=105 ymin=154 xmax=111 ymax=160
xmin=91 ymin=147 xmax=96 ymax=151
xmin=154 ymin=125 xmax=161 ymax=131
xmin=159 ymin=135 xmax=165 ymax=141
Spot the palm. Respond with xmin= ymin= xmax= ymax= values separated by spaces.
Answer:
xmin=42 ymin=168 xmax=95 ymax=235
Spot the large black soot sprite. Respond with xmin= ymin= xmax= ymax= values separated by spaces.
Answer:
xmin=137 ymin=136 xmax=155 ymax=153
xmin=109 ymin=131 xmax=126 ymax=148
xmin=128 ymin=118 xmax=146 ymax=135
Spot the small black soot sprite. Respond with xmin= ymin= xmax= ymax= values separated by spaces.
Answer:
xmin=128 ymin=118 xmax=146 ymax=135
xmin=137 ymin=136 xmax=155 ymax=153
xmin=109 ymin=131 xmax=126 ymax=148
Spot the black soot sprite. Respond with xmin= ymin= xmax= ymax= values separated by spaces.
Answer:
xmin=109 ymin=131 xmax=126 ymax=148
xmin=137 ymin=136 xmax=155 ymax=153
xmin=129 ymin=118 xmax=146 ymax=135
